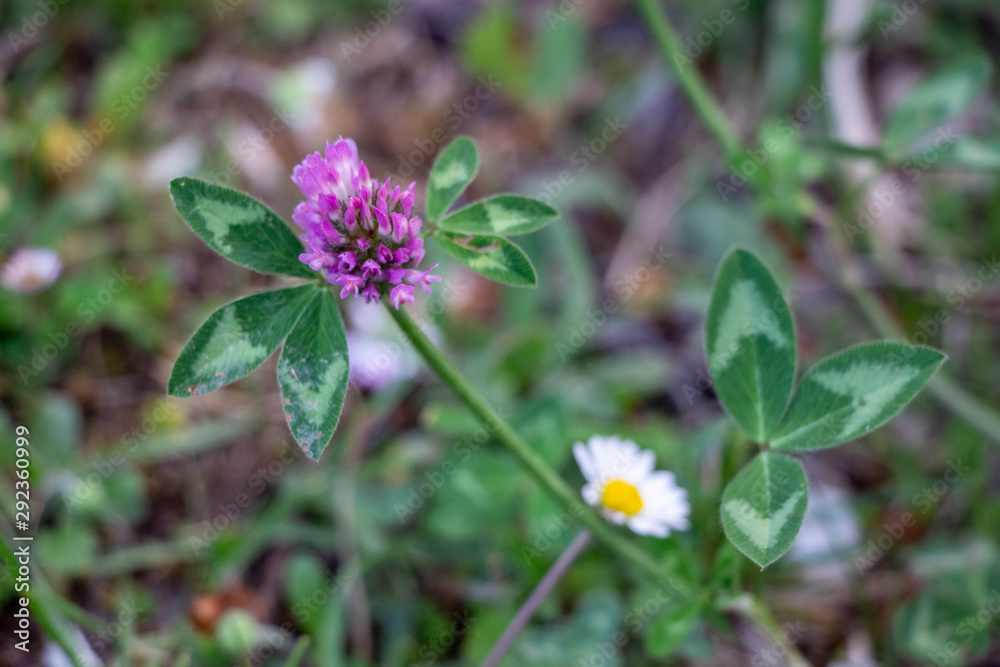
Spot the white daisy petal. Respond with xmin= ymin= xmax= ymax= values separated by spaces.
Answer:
xmin=573 ymin=442 xmax=598 ymax=483
xmin=637 ymin=473 xmax=682 ymax=504
xmin=627 ymin=515 xmax=671 ymax=538
xmin=637 ymin=479 xmax=690 ymax=529
xmin=619 ymin=449 xmax=656 ymax=485
xmin=599 ymin=437 xmax=641 ymax=484
xmin=587 ymin=437 xmax=616 ymax=480
xmin=571 ymin=434 xmax=690 ymax=539
xmin=607 ymin=510 xmax=628 ymax=525
xmin=645 ymin=469 xmax=677 ymax=487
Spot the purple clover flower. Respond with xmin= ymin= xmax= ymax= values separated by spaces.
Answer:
xmin=291 ymin=137 xmax=441 ymax=308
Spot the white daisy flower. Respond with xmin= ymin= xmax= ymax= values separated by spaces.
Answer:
xmin=573 ymin=435 xmax=690 ymax=538
xmin=1 ymin=248 xmax=61 ymax=294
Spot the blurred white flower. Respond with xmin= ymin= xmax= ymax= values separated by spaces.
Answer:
xmin=573 ymin=435 xmax=690 ymax=538
xmin=1 ymin=247 xmax=61 ymax=293
xmin=141 ymin=134 xmax=203 ymax=188
xmin=271 ymin=58 xmax=338 ymax=136
xmin=790 ymin=483 xmax=861 ymax=584
xmin=345 ymin=299 xmax=440 ymax=390
xmin=790 ymin=484 xmax=860 ymax=560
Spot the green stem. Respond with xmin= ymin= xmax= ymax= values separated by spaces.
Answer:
xmin=633 ymin=0 xmax=744 ymax=162
xmin=627 ymin=6 xmax=836 ymax=664
xmin=926 ymin=375 xmax=1000 ymax=441
xmin=805 ymin=137 xmax=886 ymax=162
xmin=64 ymin=537 xmax=201 ymax=578
xmin=283 ymin=636 xmax=311 ymax=667
xmin=385 ymin=304 xmax=697 ymax=597
xmin=717 ymin=595 xmax=810 ymax=667
xmin=635 ymin=0 xmax=1000 ymax=445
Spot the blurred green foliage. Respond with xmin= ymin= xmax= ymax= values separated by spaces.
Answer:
xmin=2 ymin=0 xmax=1000 ymax=664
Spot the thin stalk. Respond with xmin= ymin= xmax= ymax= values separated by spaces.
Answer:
xmin=925 ymin=374 xmax=1000 ymax=442
xmin=805 ymin=137 xmax=886 ymax=162
xmin=72 ymin=537 xmax=200 ymax=578
xmin=481 ymin=531 xmax=592 ymax=667
xmin=634 ymin=0 xmax=1000 ymax=446
xmin=385 ymin=304 xmax=697 ymax=597
xmin=803 ymin=0 xmax=829 ymax=90
xmin=633 ymin=0 xmax=744 ymax=162
xmin=717 ymin=595 xmax=810 ymax=667
xmin=627 ymin=6 xmax=830 ymax=664
xmin=283 ymin=636 xmax=311 ymax=667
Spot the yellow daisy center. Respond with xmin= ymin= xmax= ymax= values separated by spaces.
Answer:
xmin=601 ymin=479 xmax=643 ymax=516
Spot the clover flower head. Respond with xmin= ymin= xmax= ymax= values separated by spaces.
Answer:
xmin=573 ymin=435 xmax=690 ymax=538
xmin=1 ymin=248 xmax=61 ymax=294
xmin=291 ymin=137 xmax=440 ymax=308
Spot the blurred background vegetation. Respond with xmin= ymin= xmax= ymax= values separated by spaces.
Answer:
xmin=2 ymin=0 xmax=1000 ymax=664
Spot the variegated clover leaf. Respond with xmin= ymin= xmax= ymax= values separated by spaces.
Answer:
xmin=169 ymin=137 xmax=560 ymax=460
xmin=720 ymin=452 xmax=808 ymax=569
xmin=170 ymin=178 xmax=315 ymax=279
xmin=435 ymin=232 xmax=537 ymax=287
xmin=426 ymin=137 xmax=557 ymax=286
xmin=168 ymin=285 xmax=318 ymax=397
xmin=706 ymin=248 xmax=796 ymax=443
xmin=771 ymin=342 xmax=945 ymax=451
xmin=706 ymin=247 xmax=945 ymax=566
xmin=168 ymin=178 xmax=350 ymax=461
xmin=277 ymin=288 xmax=350 ymax=461
xmin=437 ymin=195 xmax=558 ymax=237
xmin=426 ymin=136 xmax=479 ymax=222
